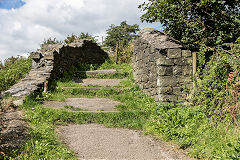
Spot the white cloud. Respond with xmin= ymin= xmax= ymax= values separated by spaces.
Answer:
xmin=0 ymin=0 xmax=159 ymax=62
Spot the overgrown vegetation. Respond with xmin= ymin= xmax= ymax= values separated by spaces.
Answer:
xmin=2 ymin=1 xmax=240 ymax=158
xmin=0 ymin=56 xmax=32 ymax=92
xmin=5 ymin=60 xmax=240 ymax=159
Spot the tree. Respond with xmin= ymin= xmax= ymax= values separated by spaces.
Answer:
xmin=104 ymin=21 xmax=139 ymax=49
xmin=139 ymin=0 xmax=240 ymax=50
xmin=64 ymin=32 xmax=97 ymax=44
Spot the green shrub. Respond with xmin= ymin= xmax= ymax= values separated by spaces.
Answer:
xmin=0 ymin=56 xmax=32 ymax=92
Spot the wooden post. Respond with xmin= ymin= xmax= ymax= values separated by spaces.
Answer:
xmin=115 ymin=41 xmax=119 ymax=64
xmin=192 ymin=52 xmax=197 ymax=88
xmin=192 ymin=52 xmax=197 ymax=75
xmin=43 ymin=81 xmax=48 ymax=93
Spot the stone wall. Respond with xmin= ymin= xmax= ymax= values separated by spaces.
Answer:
xmin=2 ymin=39 xmax=108 ymax=100
xmin=133 ymin=29 xmax=193 ymax=102
xmin=0 ymin=39 xmax=108 ymax=152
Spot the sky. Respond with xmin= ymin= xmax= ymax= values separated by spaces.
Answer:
xmin=0 ymin=0 xmax=161 ymax=62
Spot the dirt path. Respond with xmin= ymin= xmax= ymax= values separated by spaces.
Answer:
xmin=57 ymin=124 xmax=194 ymax=160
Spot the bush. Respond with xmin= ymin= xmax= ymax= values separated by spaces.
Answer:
xmin=0 ymin=56 xmax=32 ymax=92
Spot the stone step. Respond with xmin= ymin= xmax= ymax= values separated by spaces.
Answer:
xmin=43 ymin=98 xmax=122 ymax=113
xmin=74 ymin=69 xmax=121 ymax=76
xmin=60 ymin=87 xmax=102 ymax=90
xmin=72 ymin=78 xmax=123 ymax=87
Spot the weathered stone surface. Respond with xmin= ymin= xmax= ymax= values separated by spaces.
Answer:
xmin=173 ymin=66 xmax=183 ymax=75
xmin=0 ymin=40 xmax=109 ymax=153
xmin=167 ymin=49 xmax=182 ymax=58
xmin=159 ymin=94 xmax=178 ymax=102
xmin=182 ymin=50 xmax=192 ymax=57
xmin=159 ymin=87 xmax=173 ymax=94
xmin=174 ymin=58 xmax=188 ymax=66
xmin=139 ymin=28 xmax=183 ymax=49
xmin=0 ymin=109 xmax=29 ymax=153
xmin=173 ymin=87 xmax=182 ymax=95
xmin=158 ymin=66 xmax=173 ymax=76
xmin=156 ymin=57 xmax=174 ymax=66
xmin=133 ymin=28 xmax=193 ymax=103
xmin=30 ymin=52 xmax=42 ymax=60
xmin=13 ymin=99 xmax=24 ymax=106
xmin=157 ymin=76 xmax=177 ymax=87
xmin=1 ymin=39 xmax=108 ymax=101
xmin=183 ymin=66 xmax=192 ymax=75
xmin=44 ymin=53 xmax=54 ymax=60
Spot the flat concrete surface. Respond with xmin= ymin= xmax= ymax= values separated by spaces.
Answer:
xmin=56 ymin=124 xmax=194 ymax=160
xmin=75 ymin=78 xmax=122 ymax=87
xmin=43 ymin=98 xmax=121 ymax=112
xmin=61 ymin=87 xmax=102 ymax=90
xmin=74 ymin=69 xmax=120 ymax=75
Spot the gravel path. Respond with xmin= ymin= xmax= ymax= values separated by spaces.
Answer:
xmin=56 ymin=124 xmax=194 ymax=160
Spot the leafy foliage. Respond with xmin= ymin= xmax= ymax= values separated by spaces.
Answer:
xmin=192 ymin=38 xmax=240 ymax=119
xmin=64 ymin=32 xmax=97 ymax=44
xmin=139 ymin=0 xmax=240 ymax=50
xmin=117 ymin=41 xmax=134 ymax=64
xmin=104 ymin=21 xmax=139 ymax=49
xmin=0 ymin=56 xmax=32 ymax=92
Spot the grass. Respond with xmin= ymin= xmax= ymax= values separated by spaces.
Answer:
xmin=4 ymin=61 xmax=240 ymax=160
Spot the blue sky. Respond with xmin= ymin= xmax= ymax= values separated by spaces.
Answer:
xmin=0 ymin=0 xmax=25 ymax=9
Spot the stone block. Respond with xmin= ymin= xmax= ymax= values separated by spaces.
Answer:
xmin=167 ymin=48 xmax=182 ymax=58
xmin=44 ymin=53 xmax=54 ymax=60
xmin=157 ymin=76 xmax=177 ymax=87
xmin=158 ymin=66 xmax=173 ymax=76
xmin=156 ymin=57 xmax=174 ymax=66
xmin=182 ymin=50 xmax=192 ymax=57
xmin=154 ymin=95 xmax=159 ymax=102
xmin=30 ymin=52 xmax=42 ymax=60
xmin=178 ymin=96 xmax=186 ymax=101
xmin=159 ymin=87 xmax=173 ymax=94
xmin=173 ymin=66 xmax=183 ymax=75
xmin=150 ymin=89 xmax=157 ymax=95
xmin=173 ymin=87 xmax=182 ymax=95
xmin=45 ymin=66 xmax=53 ymax=73
xmin=177 ymin=76 xmax=192 ymax=84
xmin=174 ymin=58 xmax=188 ymax=65
xmin=13 ymin=99 xmax=24 ymax=106
xmin=159 ymin=94 xmax=178 ymax=102
xmin=183 ymin=66 xmax=192 ymax=75
xmin=187 ymin=57 xmax=193 ymax=65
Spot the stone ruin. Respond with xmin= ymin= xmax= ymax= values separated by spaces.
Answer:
xmin=133 ymin=28 xmax=193 ymax=102
xmin=1 ymin=39 xmax=108 ymax=100
xmin=0 ymin=29 xmax=195 ymax=153
xmin=0 ymin=39 xmax=108 ymax=153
